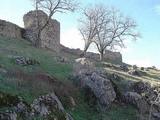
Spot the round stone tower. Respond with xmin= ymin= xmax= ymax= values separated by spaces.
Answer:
xmin=23 ymin=10 xmax=60 ymax=52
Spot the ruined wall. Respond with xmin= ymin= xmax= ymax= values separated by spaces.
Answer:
xmin=61 ymin=45 xmax=122 ymax=64
xmin=23 ymin=10 xmax=60 ymax=52
xmin=0 ymin=11 xmax=122 ymax=63
xmin=0 ymin=20 xmax=23 ymax=39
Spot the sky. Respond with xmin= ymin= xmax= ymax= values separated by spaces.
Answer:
xmin=0 ymin=0 xmax=160 ymax=68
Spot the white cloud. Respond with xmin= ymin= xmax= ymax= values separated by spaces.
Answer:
xmin=60 ymin=27 xmax=84 ymax=50
xmin=154 ymin=5 xmax=160 ymax=15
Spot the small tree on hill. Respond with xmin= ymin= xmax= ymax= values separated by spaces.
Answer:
xmin=30 ymin=0 xmax=78 ymax=47
xmin=78 ymin=6 xmax=102 ymax=55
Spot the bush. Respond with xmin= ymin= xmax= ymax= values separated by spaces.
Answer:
xmin=140 ymin=67 xmax=144 ymax=71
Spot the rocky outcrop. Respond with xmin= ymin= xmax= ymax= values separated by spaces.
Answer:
xmin=152 ymin=112 xmax=160 ymax=120
xmin=23 ymin=10 xmax=60 ymax=52
xmin=0 ymin=20 xmax=23 ymax=39
xmin=123 ymin=92 xmax=150 ymax=114
xmin=0 ymin=92 xmax=73 ymax=120
xmin=31 ymin=93 xmax=73 ymax=120
xmin=74 ymin=70 xmax=116 ymax=111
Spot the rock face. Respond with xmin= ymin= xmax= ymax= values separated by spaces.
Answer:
xmin=31 ymin=93 xmax=73 ymax=120
xmin=23 ymin=10 xmax=60 ymax=52
xmin=123 ymin=92 xmax=150 ymax=114
xmin=0 ymin=92 xmax=73 ymax=120
xmin=74 ymin=70 xmax=116 ymax=111
xmin=0 ymin=20 xmax=23 ymax=39
xmin=152 ymin=112 xmax=160 ymax=120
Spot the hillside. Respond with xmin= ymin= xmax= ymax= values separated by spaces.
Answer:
xmin=0 ymin=36 xmax=160 ymax=120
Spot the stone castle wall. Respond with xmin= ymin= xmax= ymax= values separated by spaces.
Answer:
xmin=0 ymin=20 xmax=23 ymax=39
xmin=61 ymin=45 xmax=122 ymax=64
xmin=0 ymin=10 xmax=122 ymax=63
xmin=23 ymin=10 xmax=60 ymax=52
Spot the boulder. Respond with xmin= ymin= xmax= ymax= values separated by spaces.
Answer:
xmin=123 ymin=92 xmax=150 ymax=114
xmin=0 ymin=111 xmax=17 ymax=120
xmin=23 ymin=10 xmax=60 ymax=52
xmin=31 ymin=93 xmax=73 ymax=120
xmin=75 ymin=57 xmax=94 ymax=67
xmin=131 ymin=81 xmax=158 ymax=102
xmin=152 ymin=112 xmax=160 ymax=120
xmin=75 ymin=71 xmax=116 ymax=111
xmin=73 ymin=58 xmax=95 ymax=76
xmin=13 ymin=56 xmax=40 ymax=66
xmin=0 ymin=92 xmax=73 ymax=120
xmin=132 ymin=81 xmax=152 ymax=94
xmin=128 ymin=69 xmax=146 ymax=76
xmin=54 ymin=56 xmax=70 ymax=64
xmin=120 ymin=64 xmax=129 ymax=72
xmin=132 ymin=65 xmax=138 ymax=70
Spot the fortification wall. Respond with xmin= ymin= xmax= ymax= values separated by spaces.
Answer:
xmin=23 ymin=10 xmax=60 ymax=52
xmin=61 ymin=45 xmax=122 ymax=64
xmin=0 ymin=11 xmax=122 ymax=63
xmin=0 ymin=20 xmax=23 ymax=39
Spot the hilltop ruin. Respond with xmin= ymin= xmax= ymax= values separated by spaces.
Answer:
xmin=0 ymin=10 xmax=122 ymax=63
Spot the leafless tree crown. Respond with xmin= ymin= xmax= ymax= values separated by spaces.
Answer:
xmin=79 ymin=4 xmax=140 ymax=60
xmin=30 ymin=0 xmax=78 ymax=47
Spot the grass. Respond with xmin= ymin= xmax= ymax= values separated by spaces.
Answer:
xmin=0 ymin=36 xmax=143 ymax=120
xmin=69 ymin=92 xmax=137 ymax=120
xmin=0 ymin=36 xmax=73 ymax=103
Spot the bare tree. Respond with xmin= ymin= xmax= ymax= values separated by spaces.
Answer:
xmin=30 ymin=0 xmax=78 ymax=47
xmin=78 ymin=6 xmax=102 ymax=55
xmin=79 ymin=5 xmax=140 ymax=60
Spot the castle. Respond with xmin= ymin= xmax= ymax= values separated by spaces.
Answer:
xmin=0 ymin=10 xmax=122 ymax=64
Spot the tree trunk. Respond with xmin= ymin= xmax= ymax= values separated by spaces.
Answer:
xmin=100 ymin=52 xmax=104 ymax=61
xmin=35 ymin=0 xmax=41 ymax=48
xmin=81 ymin=44 xmax=90 ymax=57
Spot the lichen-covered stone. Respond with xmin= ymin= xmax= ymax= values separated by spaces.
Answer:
xmin=123 ymin=92 xmax=150 ymax=114
xmin=74 ymin=70 xmax=116 ymax=111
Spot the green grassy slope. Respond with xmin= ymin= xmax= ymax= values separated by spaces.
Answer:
xmin=0 ymin=36 xmax=139 ymax=120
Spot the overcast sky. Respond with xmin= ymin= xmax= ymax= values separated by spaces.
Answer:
xmin=0 ymin=0 xmax=160 ymax=68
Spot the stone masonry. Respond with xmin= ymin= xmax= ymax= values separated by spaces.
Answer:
xmin=0 ymin=10 xmax=122 ymax=63
xmin=23 ymin=10 xmax=60 ymax=52
xmin=0 ymin=20 xmax=22 ymax=39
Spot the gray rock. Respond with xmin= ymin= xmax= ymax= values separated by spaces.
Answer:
xmin=128 ymin=69 xmax=146 ymax=76
xmin=75 ymin=71 xmax=116 ymax=111
xmin=152 ymin=112 xmax=160 ymax=120
xmin=0 ymin=111 xmax=17 ymax=120
xmin=0 ymin=92 xmax=73 ymax=120
xmin=31 ymin=93 xmax=73 ymax=120
xmin=13 ymin=56 xmax=40 ymax=66
xmin=75 ymin=57 xmax=94 ymax=67
xmin=123 ymin=92 xmax=150 ymax=114
xmin=132 ymin=81 xmax=152 ymax=94
xmin=120 ymin=64 xmax=129 ymax=72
